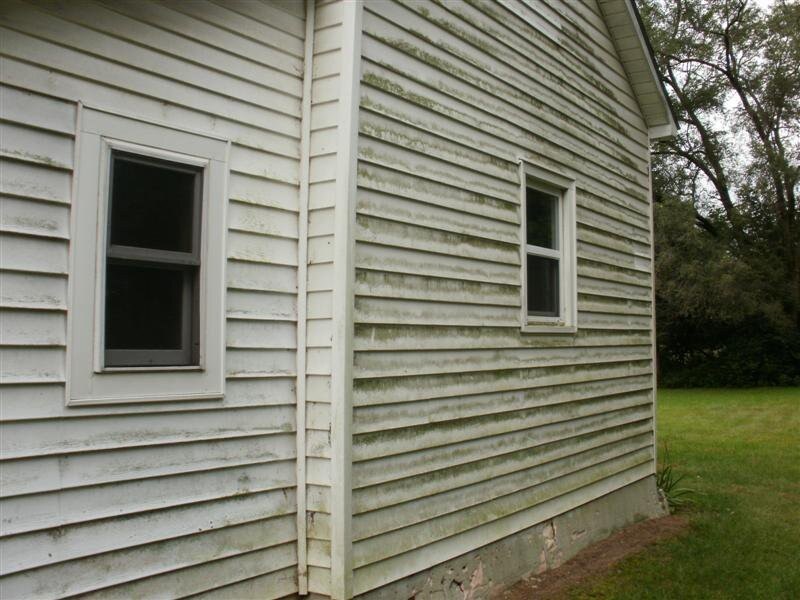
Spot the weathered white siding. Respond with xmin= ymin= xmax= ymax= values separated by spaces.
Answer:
xmin=351 ymin=0 xmax=656 ymax=594
xmin=0 ymin=1 xmax=306 ymax=597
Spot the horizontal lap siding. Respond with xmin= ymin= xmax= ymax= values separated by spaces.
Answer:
xmin=352 ymin=0 xmax=654 ymax=594
xmin=0 ymin=1 xmax=305 ymax=597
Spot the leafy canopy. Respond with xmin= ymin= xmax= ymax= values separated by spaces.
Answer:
xmin=640 ymin=0 xmax=800 ymax=385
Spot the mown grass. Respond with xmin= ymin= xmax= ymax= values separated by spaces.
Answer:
xmin=569 ymin=387 xmax=800 ymax=600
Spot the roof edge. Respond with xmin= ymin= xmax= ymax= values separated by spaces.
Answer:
xmin=598 ymin=0 xmax=677 ymax=139
xmin=626 ymin=0 xmax=678 ymax=139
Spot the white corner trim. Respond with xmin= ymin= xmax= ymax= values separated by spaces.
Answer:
xmin=330 ymin=1 xmax=363 ymax=599
xmin=646 ymin=139 xmax=658 ymax=475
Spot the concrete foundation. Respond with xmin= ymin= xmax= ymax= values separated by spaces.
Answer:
xmin=357 ymin=475 xmax=668 ymax=600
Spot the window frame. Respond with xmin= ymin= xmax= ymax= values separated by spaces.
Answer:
xmin=67 ymin=106 xmax=229 ymax=406
xmin=103 ymin=150 xmax=204 ymax=369
xmin=519 ymin=160 xmax=578 ymax=334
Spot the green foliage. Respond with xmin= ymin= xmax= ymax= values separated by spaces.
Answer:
xmin=654 ymin=197 xmax=800 ymax=387
xmin=656 ymin=443 xmax=695 ymax=510
xmin=641 ymin=0 xmax=800 ymax=386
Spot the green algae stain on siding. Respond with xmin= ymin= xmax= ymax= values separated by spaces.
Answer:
xmin=361 ymin=72 xmax=438 ymax=112
xmin=351 ymin=0 xmax=657 ymax=594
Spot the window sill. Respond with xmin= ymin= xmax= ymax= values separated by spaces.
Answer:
xmin=98 ymin=365 xmax=204 ymax=374
xmin=521 ymin=323 xmax=577 ymax=335
xmin=68 ymin=391 xmax=224 ymax=407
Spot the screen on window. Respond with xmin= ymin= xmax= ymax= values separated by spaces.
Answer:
xmin=104 ymin=152 xmax=202 ymax=367
xmin=526 ymin=188 xmax=561 ymax=318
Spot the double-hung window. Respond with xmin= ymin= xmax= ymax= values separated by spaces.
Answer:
xmin=105 ymin=151 xmax=202 ymax=368
xmin=519 ymin=161 xmax=577 ymax=333
xmin=67 ymin=107 xmax=228 ymax=405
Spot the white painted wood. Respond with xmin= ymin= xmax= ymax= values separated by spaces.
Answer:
xmin=329 ymin=2 xmax=362 ymax=598
xmin=1 ymin=3 xmax=302 ymax=117
xmin=0 ymin=29 xmax=300 ymax=138
xmin=352 ymin=446 xmax=654 ymax=544
xmin=353 ymin=416 xmax=653 ymax=491
xmin=519 ymin=160 xmax=578 ymax=332
xmin=358 ymin=60 xmax=651 ymax=214
xmin=0 ymin=1 xmax=306 ymax=596
xmin=596 ymin=0 xmax=676 ymax=136
xmin=297 ymin=0 xmax=316 ymax=593
xmin=170 ymin=1 xmax=305 ymax=58
xmin=370 ymin=0 xmax=649 ymax=156
xmin=353 ymin=396 xmax=653 ymax=462
xmin=1 ymin=459 xmax=296 ymax=536
xmin=348 ymin=1 xmax=663 ymax=594
xmin=0 ymin=84 xmax=76 ymax=134
xmin=0 ymin=309 xmax=65 ymax=346
xmin=353 ymin=345 xmax=652 ymax=380
xmin=0 ymin=0 xmax=670 ymax=596
xmin=185 ymin=565 xmax=297 ymax=600
xmin=353 ymin=430 xmax=651 ymax=524
xmin=0 ymin=195 xmax=70 ymax=240
xmin=0 ymin=517 xmax=297 ymax=598
xmin=0 ymin=232 xmax=68 ymax=274
xmin=647 ymin=137 xmax=659 ymax=475
xmin=0 ymin=157 xmax=71 ymax=204
xmin=66 ymin=107 xmax=228 ymax=405
xmin=95 ymin=0 xmax=304 ymax=75
xmin=0 ymin=271 xmax=67 ymax=311
xmin=0 ymin=121 xmax=73 ymax=169
xmin=1 ymin=432 xmax=297 ymax=498
xmin=353 ymin=466 xmax=653 ymax=594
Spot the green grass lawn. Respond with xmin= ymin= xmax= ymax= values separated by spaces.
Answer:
xmin=569 ymin=388 xmax=800 ymax=600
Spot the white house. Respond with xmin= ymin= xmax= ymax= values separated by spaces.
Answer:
xmin=0 ymin=1 xmax=675 ymax=598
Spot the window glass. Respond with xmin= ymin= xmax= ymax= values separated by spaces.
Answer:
xmin=527 ymin=255 xmax=559 ymax=317
xmin=526 ymin=188 xmax=558 ymax=249
xmin=109 ymin=153 xmax=199 ymax=253
xmin=105 ymin=264 xmax=187 ymax=352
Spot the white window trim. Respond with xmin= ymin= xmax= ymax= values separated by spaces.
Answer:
xmin=519 ymin=160 xmax=578 ymax=334
xmin=66 ymin=106 xmax=229 ymax=406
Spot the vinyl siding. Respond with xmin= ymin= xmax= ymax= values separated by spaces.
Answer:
xmin=351 ymin=0 xmax=655 ymax=594
xmin=0 ymin=1 xmax=305 ymax=597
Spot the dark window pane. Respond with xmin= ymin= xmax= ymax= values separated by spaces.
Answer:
xmin=526 ymin=188 xmax=558 ymax=249
xmin=528 ymin=255 xmax=559 ymax=317
xmin=109 ymin=153 xmax=199 ymax=253
xmin=105 ymin=263 xmax=191 ymax=352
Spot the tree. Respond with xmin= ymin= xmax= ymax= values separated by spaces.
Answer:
xmin=639 ymin=0 xmax=800 ymax=384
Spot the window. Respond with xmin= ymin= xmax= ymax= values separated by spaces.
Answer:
xmin=67 ymin=107 xmax=228 ymax=405
xmin=519 ymin=161 xmax=577 ymax=333
xmin=105 ymin=152 xmax=203 ymax=368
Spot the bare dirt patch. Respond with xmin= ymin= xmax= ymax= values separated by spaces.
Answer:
xmin=493 ymin=515 xmax=690 ymax=600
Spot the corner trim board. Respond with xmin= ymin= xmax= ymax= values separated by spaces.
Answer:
xmin=330 ymin=2 xmax=364 ymax=598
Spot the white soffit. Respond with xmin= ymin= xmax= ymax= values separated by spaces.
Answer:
xmin=597 ymin=0 xmax=677 ymax=139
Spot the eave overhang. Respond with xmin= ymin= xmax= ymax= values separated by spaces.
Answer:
xmin=597 ymin=0 xmax=677 ymax=140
